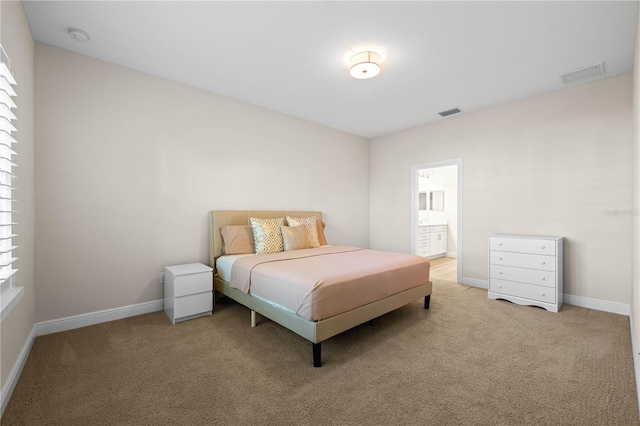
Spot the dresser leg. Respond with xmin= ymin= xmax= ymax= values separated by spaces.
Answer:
xmin=251 ymin=310 xmax=256 ymax=328
xmin=424 ymin=295 xmax=431 ymax=309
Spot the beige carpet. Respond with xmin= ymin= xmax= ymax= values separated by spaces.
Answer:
xmin=3 ymin=280 xmax=639 ymax=425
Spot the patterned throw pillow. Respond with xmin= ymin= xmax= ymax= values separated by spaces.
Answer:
xmin=250 ymin=217 xmax=284 ymax=254
xmin=286 ymin=216 xmax=320 ymax=248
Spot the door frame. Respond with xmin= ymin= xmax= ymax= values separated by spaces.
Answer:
xmin=411 ymin=158 xmax=463 ymax=283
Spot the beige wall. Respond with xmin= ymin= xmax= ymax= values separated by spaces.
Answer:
xmin=371 ymin=74 xmax=633 ymax=304
xmin=34 ymin=43 xmax=370 ymax=322
xmin=0 ymin=1 xmax=36 ymax=391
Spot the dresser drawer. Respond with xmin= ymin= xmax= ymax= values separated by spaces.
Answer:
xmin=174 ymin=272 xmax=212 ymax=297
xmin=174 ymin=292 xmax=212 ymax=319
xmin=490 ymin=237 xmax=556 ymax=256
xmin=490 ymin=251 xmax=555 ymax=272
xmin=489 ymin=264 xmax=555 ymax=288
xmin=417 ymin=227 xmax=430 ymax=235
xmin=490 ymin=278 xmax=556 ymax=304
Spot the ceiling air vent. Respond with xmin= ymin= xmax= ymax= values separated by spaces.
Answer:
xmin=559 ymin=62 xmax=604 ymax=85
xmin=438 ymin=108 xmax=461 ymax=117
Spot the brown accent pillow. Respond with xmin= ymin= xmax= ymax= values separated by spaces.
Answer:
xmin=281 ymin=225 xmax=307 ymax=251
xmin=316 ymin=221 xmax=328 ymax=245
xmin=286 ymin=216 xmax=320 ymax=248
xmin=221 ymin=225 xmax=255 ymax=255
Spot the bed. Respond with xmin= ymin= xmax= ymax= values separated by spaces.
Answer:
xmin=209 ymin=210 xmax=432 ymax=367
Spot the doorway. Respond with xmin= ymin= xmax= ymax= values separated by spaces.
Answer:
xmin=411 ymin=159 xmax=462 ymax=283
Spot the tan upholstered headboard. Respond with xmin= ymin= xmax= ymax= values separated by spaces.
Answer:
xmin=209 ymin=210 xmax=323 ymax=272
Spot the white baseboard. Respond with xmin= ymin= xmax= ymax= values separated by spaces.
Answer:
xmin=459 ymin=279 xmax=631 ymax=316
xmin=35 ymin=299 xmax=164 ymax=337
xmin=1 ymin=324 xmax=35 ymax=418
xmin=563 ymin=294 xmax=631 ymax=316
xmin=461 ymin=277 xmax=488 ymax=289
xmin=445 ymin=252 xmax=458 ymax=258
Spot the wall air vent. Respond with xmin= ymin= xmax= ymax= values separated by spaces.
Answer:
xmin=559 ymin=62 xmax=604 ymax=85
xmin=438 ymin=108 xmax=461 ymax=117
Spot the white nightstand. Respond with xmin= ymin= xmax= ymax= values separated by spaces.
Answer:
xmin=164 ymin=263 xmax=213 ymax=324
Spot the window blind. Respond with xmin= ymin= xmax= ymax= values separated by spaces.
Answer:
xmin=0 ymin=45 xmax=17 ymax=289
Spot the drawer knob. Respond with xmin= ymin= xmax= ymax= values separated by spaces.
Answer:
xmin=498 ymin=257 xmax=503 ymax=261
xmin=540 ymin=276 xmax=546 ymax=281
xmin=540 ymin=245 xmax=545 ymax=249
xmin=498 ymin=271 xmax=503 ymax=275
xmin=541 ymin=292 xmax=546 ymax=296
xmin=498 ymin=242 xmax=503 ymax=246
xmin=498 ymin=285 xmax=503 ymax=289
xmin=541 ymin=261 xmax=545 ymax=265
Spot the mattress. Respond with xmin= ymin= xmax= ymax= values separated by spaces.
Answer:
xmin=225 ymin=245 xmax=430 ymax=322
xmin=215 ymin=245 xmax=335 ymax=281
xmin=216 ymin=253 xmax=254 ymax=282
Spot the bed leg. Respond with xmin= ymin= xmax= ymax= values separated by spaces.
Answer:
xmin=313 ymin=343 xmax=321 ymax=368
xmin=424 ymin=295 xmax=431 ymax=309
xmin=251 ymin=310 xmax=256 ymax=328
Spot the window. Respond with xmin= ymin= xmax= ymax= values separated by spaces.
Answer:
xmin=0 ymin=44 xmax=21 ymax=322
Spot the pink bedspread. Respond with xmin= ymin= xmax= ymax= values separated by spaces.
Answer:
xmin=229 ymin=246 xmax=430 ymax=321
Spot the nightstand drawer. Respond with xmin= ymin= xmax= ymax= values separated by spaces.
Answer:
xmin=174 ymin=292 xmax=212 ymax=319
xmin=173 ymin=272 xmax=211 ymax=297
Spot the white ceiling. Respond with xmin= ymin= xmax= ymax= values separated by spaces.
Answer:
xmin=22 ymin=1 xmax=639 ymax=139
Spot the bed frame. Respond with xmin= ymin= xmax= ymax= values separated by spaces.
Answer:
xmin=209 ymin=210 xmax=432 ymax=367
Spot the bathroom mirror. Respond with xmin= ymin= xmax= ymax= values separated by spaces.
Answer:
xmin=429 ymin=190 xmax=444 ymax=211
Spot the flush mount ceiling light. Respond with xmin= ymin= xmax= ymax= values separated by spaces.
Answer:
xmin=349 ymin=51 xmax=381 ymax=79
xmin=68 ymin=28 xmax=90 ymax=42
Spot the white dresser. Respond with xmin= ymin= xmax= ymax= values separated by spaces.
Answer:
xmin=416 ymin=224 xmax=448 ymax=257
xmin=164 ymin=263 xmax=213 ymax=324
xmin=488 ymin=234 xmax=563 ymax=312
